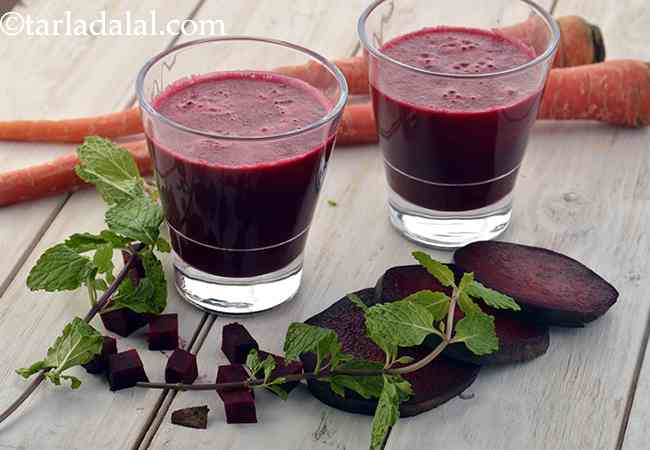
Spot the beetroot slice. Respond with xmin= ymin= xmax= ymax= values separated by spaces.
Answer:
xmin=454 ymin=241 xmax=619 ymax=326
xmin=302 ymin=289 xmax=479 ymax=417
xmin=100 ymin=308 xmax=149 ymax=337
xmin=166 ymin=349 xmax=198 ymax=384
xmin=82 ymin=336 xmax=117 ymax=375
xmin=376 ymin=265 xmax=550 ymax=365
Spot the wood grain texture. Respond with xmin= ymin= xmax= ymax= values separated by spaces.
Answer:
xmin=543 ymin=3 xmax=650 ymax=450
xmin=0 ymin=0 xmax=203 ymax=295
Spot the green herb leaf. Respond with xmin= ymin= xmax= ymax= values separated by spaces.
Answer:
xmin=454 ymin=311 xmax=499 ymax=356
xmin=27 ymin=244 xmax=95 ymax=292
xmin=458 ymin=291 xmax=483 ymax=316
xmin=261 ymin=354 xmax=277 ymax=383
xmin=394 ymin=355 xmax=415 ymax=365
xmin=283 ymin=323 xmax=338 ymax=364
xmin=75 ymin=136 xmax=145 ymax=205
xmin=412 ymin=251 xmax=455 ymax=288
xmin=99 ymin=230 xmax=133 ymax=248
xmin=156 ymin=237 xmax=172 ymax=253
xmin=245 ymin=349 xmax=262 ymax=376
xmin=93 ymin=243 xmax=114 ymax=275
xmin=107 ymin=278 xmax=154 ymax=314
xmin=327 ymin=200 xmax=338 ymax=207
xmin=467 ymin=280 xmax=520 ymax=311
xmin=403 ymin=290 xmax=450 ymax=321
xmin=64 ymin=233 xmax=108 ymax=253
xmin=266 ymin=384 xmax=289 ymax=400
xmin=105 ymin=197 xmax=163 ymax=245
xmin=458 ymin=272 xmax=474 ymax=292
xmin=347 ymin=293 xmax=369 ymax=312
xmin=140 ymin=250 xmax=167 ymax=313
xmin=16 ymin=317 xmax=103 ymax=388
xmin=329 ymin=360 xmax=384 ymax=400
xmin=365 ymin=301 xmax=436 ymax=349
xmin=370 ymin=376 xmax=402 ymax=450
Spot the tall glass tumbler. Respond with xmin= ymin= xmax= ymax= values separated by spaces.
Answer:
xmin=137 ymin=37 xmax=348 ymax=314
xmin=359 ymin=0 xmax=560 ymax=247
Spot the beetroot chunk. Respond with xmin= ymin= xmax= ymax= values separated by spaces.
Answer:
xmin=455 ymin=241 xmax=619 ymax=326
xmin=222 ymin=323 xmax=259 ymax=364
xmin=303 ymin=289 xmax=479 ymax=417
xmin=82 ymin=336 xmax=117 ymax=374
xmin=100 ymin=308 xmax=149 ymax=337
xmin=216 ymin=364 xmax=257 ymax=423
xmin=121 ymin=250 xmax=146 ymax=286
xmin=148 ymin=314 xmax=179 ymax=350
xmin=376 ymin=265 xmax=550 ymax=365
xmin=107 ymin=349 xmax=148 ymax=391
xmin=166 ymin=349 xmax=198 ymax=384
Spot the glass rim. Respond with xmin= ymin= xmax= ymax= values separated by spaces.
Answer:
xmin=357 ymin=0 xmax=561 ymax=79
xmin=136 ymin=36 xmax=349 ymax=142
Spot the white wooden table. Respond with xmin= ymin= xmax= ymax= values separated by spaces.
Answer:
xmin=0 ymin=1 xmax=648 ymax=449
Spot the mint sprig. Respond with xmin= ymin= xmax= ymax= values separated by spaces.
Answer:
xmin=19 ymin=136 xmax=169 ymax=390
xmin=16 ymin=318 xmax=103 ymax=389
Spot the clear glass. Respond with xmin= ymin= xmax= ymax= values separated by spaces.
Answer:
xmin=358 ymin=0 xmax=559 ymax=248
xmin=137 ymin=37 xmax=348 ymax=314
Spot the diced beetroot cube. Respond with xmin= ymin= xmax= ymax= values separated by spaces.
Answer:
xmin=258 ymin=351 xmax=303 ymax=395
xmin=216 ymin=364 xmax=256 ymax=424
xmin=100 ymin=308 xmax=149 ymax=337
xmin=222 ymin=323 xmax=259 ymax=364
xmin=107 ymin=349 xmax=148 ymax=391
xmin=148 ymin=314 xmax=179 ymax=350
xmin=82 ymin=336 xmax=117 ymax=375
xmin=165 ymin=349 xmax=198 ymax=384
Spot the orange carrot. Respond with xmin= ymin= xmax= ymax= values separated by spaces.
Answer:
xmin=539 ymin=60 xmax=650 ymax=127
xmin=0 ymin=106 xmax=142 ymax=143
xmin=499 ymin=15 xmax=605 ymax=69
xmin=0 ymin=140 xmax=151 ymax=207
xmin=278 ymin=15 xmax=604 ymax=96
xmin=336 ymin=102 xmax=378 ymax=146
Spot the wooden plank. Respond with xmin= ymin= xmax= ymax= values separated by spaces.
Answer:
xmin=384 ymin=1 xmax=650 ymax=449
xmin=0 ymin=0 xmax=204 ymax=294
xmin=0 ymin=2 xmax=213 ymax=449
xmin=541 ymin=3 xmax=650 ymax=449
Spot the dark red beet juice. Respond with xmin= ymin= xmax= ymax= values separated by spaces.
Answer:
xmin=147 ymin=72 xmax=333 ymax=277
xmin=371 ymin=27 xmax=542 ymax=211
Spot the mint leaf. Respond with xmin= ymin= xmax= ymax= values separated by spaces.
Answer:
xmin=454 ymin=312 xmax=499 ymax=355
xmin=16 ymin=317 xmax=103 ymax=388
xmin=458 ymin=291 xmax=482 ymax=315
xmin=105 ymin=197 xmax=163 ymax=245
xmin=365 ymin=301 xmax=436 ymax=349
xmin=260 ymin=354 xmax=276 ymax=383
xmin=27 ymin=244 xmax=95 ymax=292
xmin=99 ymin=230 xmax=133 ymax=248
xmin=107 ymin=278 xmax=154 ymax=314
xmin=347 ymin=293 xmax=369 ymax=312
xmin=412 ymin=252 xmax=455 ymax=288
xmin=403 ymin=290 xmax=450 ymax=321
xmin=266 ymin=384 xmax=289 ymax=400
xmin=283 ymin=323 xmax=338 ymax=364
xmin=467 ymin=280 xmax=520 ymax=311
xmin=370 ymin=376 xmax=402 ymax=450
xmin=93 ymin=243 xmax=114 ymax=275
xmin=64 ymin=233 xmax=108 ymax=253
xmin=75 ymin=136 xmax=145 ymax=205
xmin=458 ymin=272 xmax=474 ymax=292
xmin=140 ymin=250 xmax=167 ymax=313
xmin=245 ymin=349 xmax=262 ymax=376
xmin=156 ymin=237 xmax=171 ymax=253
xmin=329 ymin=360 xmax=384 ymax=400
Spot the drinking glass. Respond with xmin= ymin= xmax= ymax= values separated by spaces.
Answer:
xmin=358 ymin=0 xmax=560 ymax=247
xmin=137 ymin=37 xmax=348 ymax=314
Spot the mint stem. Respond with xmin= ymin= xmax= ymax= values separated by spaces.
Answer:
xmin=0 ymin=247 xmax=144 ymax=425
xmin=138 ymin=284 xmax=462 ymax=393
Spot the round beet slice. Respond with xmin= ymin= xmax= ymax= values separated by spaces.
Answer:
xmin=454 ymin=241 xmax=619 ymax=326
xmin=302 ymin=289 xmax=480 ymax=417
xmin=375 ymin=265 xmax=550 ymax=365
